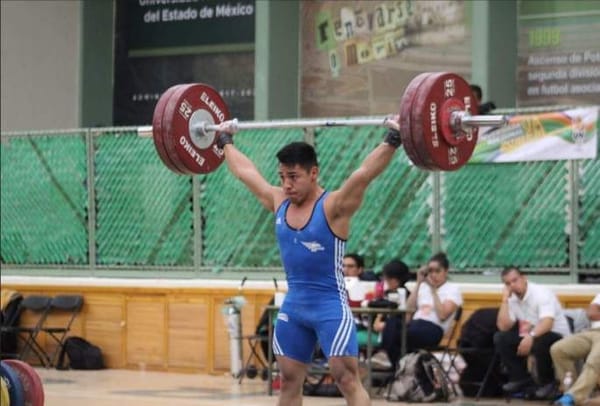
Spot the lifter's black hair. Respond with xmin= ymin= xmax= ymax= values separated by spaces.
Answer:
xmin=276 ymin=142 xmax=318 ymax=172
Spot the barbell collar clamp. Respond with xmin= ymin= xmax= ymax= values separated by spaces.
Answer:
xmin=450 ymin=111 xmax=508 ymax=133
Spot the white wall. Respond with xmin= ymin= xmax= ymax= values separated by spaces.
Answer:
xmin=1 ymin=0 xmax=80 ymax=132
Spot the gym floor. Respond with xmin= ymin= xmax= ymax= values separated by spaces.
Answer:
xmin=37 ymin=368 xmax=589 ymax=406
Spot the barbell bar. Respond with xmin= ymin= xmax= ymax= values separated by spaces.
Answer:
xmin=137 ymin=72 xmax=509 ymax=175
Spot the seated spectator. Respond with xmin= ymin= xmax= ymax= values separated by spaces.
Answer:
xmin=551 ymin=293 xmax=600 ymax=406
xmin=369 ymin=259 xmax=412 ymax=369
xmin=343 ymin=253 xmax=379 ymax=281
xmin=495 ymin=266 xmax=571 ymax=399
xmin=470 ymin=84 xmax=497 ymax=115
xmin=371 ymin=252 xmax=462 ymax=369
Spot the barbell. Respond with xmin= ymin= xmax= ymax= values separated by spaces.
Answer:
xmin=137 ymin=72 xmax=508 ymax=175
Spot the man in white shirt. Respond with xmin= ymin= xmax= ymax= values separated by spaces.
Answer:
xmin=496 ymin=266 xmax=571 ymax=398
xmin=550 ymin=294 xmax=600 ymax=406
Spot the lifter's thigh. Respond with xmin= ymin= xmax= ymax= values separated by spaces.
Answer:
xmin=273 ymin=316 xmax=317 ymax=364
xmin=316 ymin=317 xmax=358 ymax=358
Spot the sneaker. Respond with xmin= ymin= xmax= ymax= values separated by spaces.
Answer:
xmin=502 ymin=377 xmax=534 ymax=393
xmin=370 ymin=351 xmax=392 ymax=369
xmin=553 ymin=393 xmax=575 ymax=406
xmin=535 ymin=382 xmax=559 ymax=399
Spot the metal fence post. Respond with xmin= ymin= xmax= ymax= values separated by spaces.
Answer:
xmin=568 ymin=160 xmax=580 ymax=282
xmin=86 ymin=128 xmax=97 ymax=276
xmin=193 ymin=175 xmax=203 ymax=274
xmin=432 ymin=171 xmax=442 ymax=254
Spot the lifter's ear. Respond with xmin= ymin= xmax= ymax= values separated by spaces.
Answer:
xmin=310 ymin=166 xmax=319 ymax=180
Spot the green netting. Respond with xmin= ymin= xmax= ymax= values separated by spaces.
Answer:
xmin=94 ymin=130 xmax=194 ymax=265
xmin=443 ymin=161 xmax=568 ymax=269
xmin=580 ymin=158 xmax=600 ymax=267
xmin=316 ymin=127 xmax=431 ymax=270
xmin=202 ymin=129 xmax=304 ymax=267
xmin=0 ymin=133 xmax=88 ymax=264
xmin=1 ymin=126 xmax=598 ymax=274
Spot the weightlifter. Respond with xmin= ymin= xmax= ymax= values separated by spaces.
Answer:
xmin=214 ymin=117 xmax=402 ymax=406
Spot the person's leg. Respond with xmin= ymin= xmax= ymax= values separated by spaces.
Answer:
xmin=566 ymin=331 xmax=600 ymax=405
xmin=329 ymin=356 xmax=371 ymax=406
xmin=551 ymin=333 xmax=591 ymax=388
xmin=272 ymin=310 xmax=317 ymax=406
xmin=531 ymin=331 xmax=563 ymax=384
xmin=380 ymin=316 xmax=403 ymax=366
xmin=276 ymin=355 xmax=308 ymax=406
xmin=316 ymin=309 xmax=370 ymax=405
xmin=494 ymin=330 xmax=531 ymax=382
xmin=405 ymin=319 xmax=443 ymax=352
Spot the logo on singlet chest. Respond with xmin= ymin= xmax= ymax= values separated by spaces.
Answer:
xmin=301 ymin=241 xmax=325 ymax=252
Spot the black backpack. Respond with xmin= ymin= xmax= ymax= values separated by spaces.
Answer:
xmin=387 ymin=351 xmax=451 ymax=402
xmin=302 ymin=356 xmax=342 ymax=397
xmin=303 ymin=367 xmax=341 ymax=397
xmin=57 ymin=336 xmax=105 ymax=370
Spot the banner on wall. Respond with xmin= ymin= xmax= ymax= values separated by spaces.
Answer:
xmin=301 ymin=1 xmax=470 ymax=117
xmin=113 ymin=0 xmax=255 ymax=126
xmin=470 ymin=107 xmax=598 ymax=163
xmin=517 ymin=2 xmax=600 ymax=107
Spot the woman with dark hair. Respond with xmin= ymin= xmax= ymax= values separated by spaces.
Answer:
xmin=371 ymin=252 xmax=463 ymax=369
xmin=406 ymin=252 xmax=463 ymax=351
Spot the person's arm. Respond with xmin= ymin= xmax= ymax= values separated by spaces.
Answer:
xmin=373 ymin=314 xmax=386 ymax=333
xmin=219 ymin=137 xmax=280 ymax=212
xmin=530 ymin=317 xmax=554 ymax=336
xmin=430 ymin=286 xmax=458 ymax=322
xmin=517 ymin=317 xmax=554 ymax=356
xmin=405 ymin=266 xmax=425 ymax=321
xmin=327 ymin=120 xmax=401 ymax=219
xmin=497 ymin=286 xmax=515 ymax=331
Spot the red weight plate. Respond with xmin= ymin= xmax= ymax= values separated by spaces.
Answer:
xmin=163 ymin=84 xmax=230 ymax=175
xmin=152 ymin=85 xmax=186 ymax=174
xmin=399 ymin=72 xmax=436 ymax=170
xmin=411 ymin=72 xmax=478 ymax=171
xmin=410 ymin=72 xmax=446 ymax=171
xmin=161 ymin=85 xmax=204 ymax=175
xmin=3 ymin=359 xmax=44 ymax=406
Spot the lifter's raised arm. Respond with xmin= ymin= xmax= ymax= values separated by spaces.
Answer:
xmin=217 ymin=130 xmax=279 ymax=212
xmin=329 ymin=117 xmax=402 ymax=218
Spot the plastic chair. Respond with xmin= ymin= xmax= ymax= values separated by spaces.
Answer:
xmin=238 ymin=296 xmax=275 ymax=384
xmin=41 ymin=295 xmax=84 ymax=367
xmin=422 ymin=306 xmax=463 ymax=396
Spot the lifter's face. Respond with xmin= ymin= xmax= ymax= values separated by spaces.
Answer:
xmin=278 ymin=163 xmax=318 ymax=204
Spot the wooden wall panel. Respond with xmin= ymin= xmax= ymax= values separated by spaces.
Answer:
xmin=126 ymin=296 xmax=166 ymax=368
xmin=1 ymin=283 xmax=594 ymax=374
xmin=84 ymin=294 xmax=126 ymax=368
xmin=167 ymin=297 xmax=209 ymax=369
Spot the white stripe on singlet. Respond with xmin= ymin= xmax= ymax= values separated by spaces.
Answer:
xmin=330 ymin=238 xmax=353 ymax=356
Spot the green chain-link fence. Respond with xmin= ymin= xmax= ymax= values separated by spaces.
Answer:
xmin=1 ymin=118 xmax=598 ymax=276
xmin=1 ymin=132 xmax=88 ymax=264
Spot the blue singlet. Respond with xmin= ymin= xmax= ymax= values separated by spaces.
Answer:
xmin=272 ymin=191 xmax=357 ymax=363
